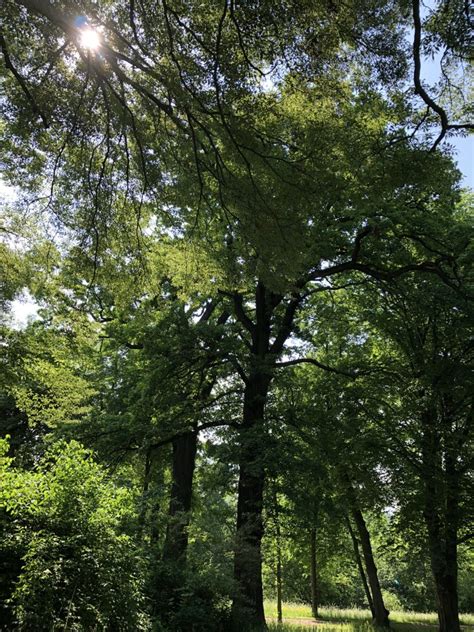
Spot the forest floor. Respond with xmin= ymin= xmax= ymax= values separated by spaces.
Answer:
xmin=264 ymin=601 xmax=474 ymax=631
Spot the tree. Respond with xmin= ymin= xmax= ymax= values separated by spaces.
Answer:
xmin=357 ymin=254 xmax=473 ymax=632
xmin=2 ymin=2 xmax=472 ymax=630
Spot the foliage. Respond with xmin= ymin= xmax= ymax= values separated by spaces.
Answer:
xmin=0 ymin=438 xmax=148 ymax=631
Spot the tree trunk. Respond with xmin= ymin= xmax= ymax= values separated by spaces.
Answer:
xmin=349 ymin=498 xmax=389 ymax=628
xmin=350 ymin=505 xmax=389 ymax=627
xmin=273 ymin=489 xmax=283 ymax=624
xmin=432 ymin=567 xmax=460 ymax=632
xmin=276 ymin=538 xmax=283 ymax=624
xmin=310 ymin=526 xmax=319 ymax=619
xmin=439 ymin=450 xmax=460 ymax=632
xmin=162 ymin=430 xmax=198 ymax=563
xmin=341 ymin=472 xmax=389 ymax=628
xmin=422 ymin=408 xmax=461 ymax=632
xmin=231 ymin=281 xmax=297 ymax=630
xmin=346 ymin=516 xmax=375 ymax=617
xmin=231 ymin=373 xmax=270 ymax=631
xmin=161 ymin=303 xmax=227 ymax=565
xmin=352 ymin=507 xmax=389 ymax=628
xmin=138 ymin=448 xmax=153 ymax=537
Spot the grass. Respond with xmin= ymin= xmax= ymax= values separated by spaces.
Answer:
xmin=268 ymin=626 xmax=373 ymax=632
xmin=267 ymin=624 xmax=374 ymax=632
xmin=264 ymin=601 xmax=474 ymax=631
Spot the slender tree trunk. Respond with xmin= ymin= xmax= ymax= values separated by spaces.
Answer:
xmin=231 ymin=372 xmax=270 ymax=631
xmin=310 ymin=525 xmax=319 ymax=619
xmin=346 ymin=516 xmax=375 ymax=617
xmin=138 ymin=447 xmax=153 ymax=537
xmin=162 ymin=430 xmax=198 ymax=563
xmin=272 ymin=488 xmax=283 ymax=624
xmin=340 ymin=471 xmax=389 ymax=627
xmin=276 ymin=537 xmax=283 ymax=624
xmin=150 ymin=455 xmax=164 ymax=545
xmin=350 ymin=506 xmax=389 ymax=628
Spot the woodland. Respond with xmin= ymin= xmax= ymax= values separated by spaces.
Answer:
xmin=0 ymin=1 xmax=473 ymax=631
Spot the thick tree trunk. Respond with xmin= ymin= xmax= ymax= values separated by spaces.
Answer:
xmin=422 ymin=409 xmax=461 ymax=632
xmin=310 ymin=526 xmax=319 ymax=619
xmin=231 ymin=373 xmax=270 ymax=631
xmin=162 ymin=430 xmax=198 ymax=563
xmin=432 ymin=568 xmax=460 ymax=632
xmin=161 ymin=303 xmax=227 ymax=565
xmin=346 ymin=517 xmax=375 ymax=617
xmin=231 ymin=280 xmax=297 ymax=630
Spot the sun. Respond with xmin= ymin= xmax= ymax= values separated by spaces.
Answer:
xmin=79 ymin=28 xmax=101 ymax=51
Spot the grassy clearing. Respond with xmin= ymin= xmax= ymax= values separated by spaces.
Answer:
xmin=264 ymin=601 xmax=474 ymax=631
xmin=267 ymin=625 xmax=373 ymax=632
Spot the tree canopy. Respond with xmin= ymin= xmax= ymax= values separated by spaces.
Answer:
xmin=1 ymin=1 xmax=473 ymax=631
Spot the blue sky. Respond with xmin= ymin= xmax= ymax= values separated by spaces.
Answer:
xmin=450 ymin=136 xmax=473 ymax=188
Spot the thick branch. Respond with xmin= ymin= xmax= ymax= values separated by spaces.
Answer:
xmin=275 ymin=357 xmax=358 ymax=379
xmin=412 ymin=0 xmax=474 ymax=151
xmin=270 ymin=295 xmax=302 ymax=355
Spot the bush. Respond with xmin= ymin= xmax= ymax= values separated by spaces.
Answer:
xmin=0 ymin=439 xmax=149 ymax=630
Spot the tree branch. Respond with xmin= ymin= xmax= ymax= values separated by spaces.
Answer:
xmin=1 ymin=33 xmax=49 ymax=128
xmin=412 ymin=0 xmax=474 ymax=151
xmin=275 ymin=357 xmax=358 ymax=379
xmin=148 ymin=419 xmax=237 ymax=450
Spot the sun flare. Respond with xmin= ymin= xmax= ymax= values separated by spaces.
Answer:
xmin=79 ymin=28 xmax=101 ymax=51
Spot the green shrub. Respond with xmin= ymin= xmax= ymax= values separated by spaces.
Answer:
xmin=0 ymin=438 xmax=149 ymax=630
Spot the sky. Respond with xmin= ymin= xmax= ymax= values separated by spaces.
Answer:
xmin=450 ymin=136 xmax=473 ymax=188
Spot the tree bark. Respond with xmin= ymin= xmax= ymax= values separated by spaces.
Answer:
xmin=422 ymin=408 xmax=461 ymax=632
xmin=231 ymin=372 xmax=270 ymax=631
xmin=338 ymin=473 xmax=390 ymax=629
xmin=161 ymin=430 xmax=198 ymax=563
xmin=138 ymin=447 xmax=153 ymax=537
xmin=230 ymin=281 xmax=298 ymax=630
xmin=350 ymin=506 xmax=389 ymax=627
xmin=310 ymin=526 xmax=319 ymax=619
xmin=346 ymin=516 xmax=375 ymax=617
xmin=276 ymin=534 xmax=283 ymax=624
xmin=161 ymin=306 xmax=228 ymax=565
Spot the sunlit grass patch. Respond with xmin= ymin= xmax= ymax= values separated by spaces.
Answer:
xmin=322 ymin=606 xmax=371 ymax=621
xmin=264 ymin=600 xmax=474 ymax=630
xmin=268 ymin=624 xmax=374 ymax=632
xmin=265 ymin=601 xmax=371 ymax=621
xmin=265 ymin=601 xmax=314 ymax=619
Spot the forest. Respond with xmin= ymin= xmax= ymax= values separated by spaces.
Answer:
xmin=0 ymin=1 xmax=473 ymax=631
